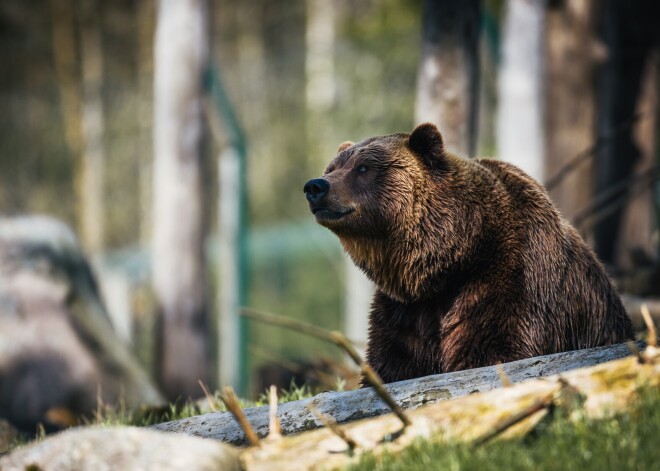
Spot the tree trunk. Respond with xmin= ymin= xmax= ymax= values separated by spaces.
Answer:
xmin=613 ymin=56 xmax=658 ymax=271
xmin=79 ymin=0 xmax=105 ymax=254
xmin=414 ymin=0 xmax=481 ymax=156
xmin=594 ymin=0 xmax=659 ymax=266
xmin=497 ymin=0 xmax=546 ymax=181
xmin=152 ymin=0 xmax=210 ymax=400
xmin=137 ymin=0 xmax=155 ymax=248
xmin=544 ymin=0 xmax=602 ymax=225
xmin=50 ymin=0 xmax=82 ymax=166
xmin=152 ymin=342 xmax=641 ymax=444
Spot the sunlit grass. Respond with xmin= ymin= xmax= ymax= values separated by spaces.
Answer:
xmin=351 ymin=387 xmax=660 ymax=471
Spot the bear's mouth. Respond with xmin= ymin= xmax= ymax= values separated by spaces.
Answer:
xmin=312 ymin=207 xmax=355 ymax=221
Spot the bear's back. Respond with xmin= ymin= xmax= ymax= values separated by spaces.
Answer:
xmin=475 ymin=158 xmax=632 ymax=350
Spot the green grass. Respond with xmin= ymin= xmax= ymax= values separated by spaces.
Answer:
xmin=83 ymin=380 xmax=316 ymax=428
xmin=351 ymin=387 xmax=660 ymax=471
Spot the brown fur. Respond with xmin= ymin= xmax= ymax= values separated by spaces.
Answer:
xmin=304 ymin=123 xmax=634 ymax=383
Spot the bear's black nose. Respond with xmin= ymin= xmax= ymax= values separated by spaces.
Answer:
xmin=303 ymin=178 xmax=329 ymax=204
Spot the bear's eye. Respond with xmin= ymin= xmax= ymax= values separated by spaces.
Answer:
xmin=356 ymin=164 xmax=368 ymax=174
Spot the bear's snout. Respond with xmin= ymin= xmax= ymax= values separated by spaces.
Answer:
xmin=303 ymin=178 xmax=329 ymax=204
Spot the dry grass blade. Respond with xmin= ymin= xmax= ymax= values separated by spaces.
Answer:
xmin=268 ymin=385 xmax=281 ymax=440
xmin=641 ymin=303 xmax=657 ymax=347
xmin=198 ymin=380 xmax=218 ymax=412
xmin=218 ymin=386 xmax=260 ymax=447
xmin=496 ymin=364 xmax=512 ymax=387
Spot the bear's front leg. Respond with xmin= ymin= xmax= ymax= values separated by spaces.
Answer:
xmin=365 ymin=291 xmax=444 ymax=383
xmin=439 ymin=297 xmax=540 ymax=372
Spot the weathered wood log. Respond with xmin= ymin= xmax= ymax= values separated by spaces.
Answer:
xmin=152 ymin=342 xmax=642 ymax=444
xmin=4 ymin=344 xmax=656 ymax=470
xmin=241 ymin=345 xmax=660 ymax=471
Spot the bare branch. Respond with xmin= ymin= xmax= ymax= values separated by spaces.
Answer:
xmin=243 ymin=308 xmax=412 ymax=430
xmin=307 ymin=403 xmax=357 ymax=453
xmin=473 ymin=392 xmax=554 ymax=447
xmin=198 ymin=380 xmax=218 ymax=413
xmin=218 ymin=387 xmax=260 ymax=447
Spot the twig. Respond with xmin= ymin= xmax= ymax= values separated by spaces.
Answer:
xmin=218 ymin=386 xmax=260 ymax=447
xmin=268 ymin=385 xmax=281 ymax=440
xmin=473 ymin=392 xmax=555 ymax=447
xmin=242 ymin=307 xmax=413 ymax=430
xmin=241 ymin=308 xmax=340 ymax=344
xmin=641 ymin=303 xmax=657 ymax=348
xmin=95 ymin=383 xmax=104 ymax=423
xmin=307 ymin=403 xmax=358 ymax=452
xmin=328 ymin=331 xmax=364 ymax=371
xmin=360 ymin=364 xmax=412 ymax=428
xmin=572 ymin=166 xmax=660 ymax=229
xmin=198 ymin=380 xmax=218 ymax=412
xmin=497 ymin=364 xmax=512 ymax=387
xmin=545 ymin=111 xmax=647 ymax=191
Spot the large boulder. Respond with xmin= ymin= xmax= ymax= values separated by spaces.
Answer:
xmin=0 ymin=215 xmax=163 ymax=432
xmin=0 ymin=426 xmax=240 ymax=471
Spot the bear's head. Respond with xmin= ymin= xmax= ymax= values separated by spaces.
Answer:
xmin=304 ymin=123 xmax=486 ymax=302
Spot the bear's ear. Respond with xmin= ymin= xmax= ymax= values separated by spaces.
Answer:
xmin=337 ymin=141 xmax=354 ymax=153
xmin=408 ymin=123 xmax=445 ymax=166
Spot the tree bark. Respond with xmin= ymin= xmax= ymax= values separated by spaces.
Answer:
xmin=79 ymin=0 xmax=105 ymax=254
xmin=497 ymin=0 xmax=546 ymax=181
xmin=544 ymin=0 xmax=602 ymax=224
xmin=152 ymin=0 xmax=210 ymax=400
xmin=414 ymin=0 xmax=481 ymax=156
xmin=50 ymin=0 xmax=82 ymax=163
xmin=240 ymin=345 xmax=659 ymax=471
xmin=152 ymin=342 xmax=641 ymax=444
xmin=613 ymin=56 xmax=657 ymax=271
xmin=137 ymin=0 xmax=155 ymax=248
xmin=594 ymin=0 xmax=660 ymax=266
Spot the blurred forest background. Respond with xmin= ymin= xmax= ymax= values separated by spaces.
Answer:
xmin=0 ymin=0 xmax=659 ymax=405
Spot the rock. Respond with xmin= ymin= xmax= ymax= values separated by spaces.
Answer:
xmin=0 ymin=215 xmax=163 ymax=432
xmin=0 ymin=426 xmax=240 ymax=471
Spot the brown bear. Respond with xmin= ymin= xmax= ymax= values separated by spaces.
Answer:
xmin=303 ymin=123 xmax=634 ymax=384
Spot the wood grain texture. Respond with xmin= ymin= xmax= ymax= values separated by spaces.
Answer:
xmin=152 ymin=342 xmax=642 ymax=444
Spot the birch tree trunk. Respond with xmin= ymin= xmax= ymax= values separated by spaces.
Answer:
xmin=497 ymin=0 xmax=546 ymax=181
xmin=414 ymin=0 xmax=481 ymax=157
xmin=152 ymin=0 xmax=210 ymax=400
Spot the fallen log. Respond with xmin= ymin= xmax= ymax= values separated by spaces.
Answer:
xmin=4 ymin=343 xmax=657 ymax=470
xmin=241 ymin=344 xmax=660 ymax=470
xmin=152 ymin=341 xmax=643 ymax=444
